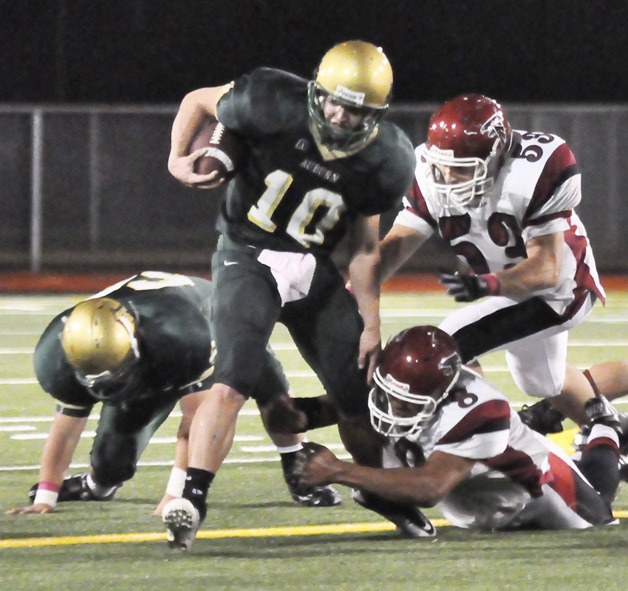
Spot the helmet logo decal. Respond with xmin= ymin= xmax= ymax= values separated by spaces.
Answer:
xmin=438 ymin=352 xmax=460 ymax=378
xmin=383 ymin=373 xmax=411 ymax=392
xmin=334 ymin=85 xmax=365 ymax=106
xmin=429 ymin=145 xmax=454 ymax=158
xmin=480 ymin=112 xmax=508 ymax=144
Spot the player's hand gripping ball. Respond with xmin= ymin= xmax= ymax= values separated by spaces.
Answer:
xmin=189 ymin=118 xmax=245 ymax=182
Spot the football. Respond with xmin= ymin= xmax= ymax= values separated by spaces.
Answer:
xmin=188 ymin=117 xmax=245 ymax=179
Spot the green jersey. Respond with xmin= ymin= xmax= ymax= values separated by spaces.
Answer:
xmin=34 ymin=271 xmax=214 ymax=411
xmin=216 ymin=67 xmax=415 ymax=254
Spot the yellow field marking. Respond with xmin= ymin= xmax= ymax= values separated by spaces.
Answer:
xmin=0 ymin=521 xmax=411 ymax=549
xmin=547 ymin=427 xmax=579 ymax=454
xmin=0 ymin=521 xmax=407 ymax=549
xmin=1 ymin=514 xmax=627 ymax=549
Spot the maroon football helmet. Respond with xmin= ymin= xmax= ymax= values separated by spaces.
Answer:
xmin=423 ymin=94 xmax=512 ymax=208
xmin=369 ymin=326 xmax=462 ymax=438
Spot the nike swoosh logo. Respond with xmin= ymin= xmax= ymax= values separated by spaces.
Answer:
xmin=224 ymin=261 xmax=238 ymax=266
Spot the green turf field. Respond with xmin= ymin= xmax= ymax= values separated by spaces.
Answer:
xmin=1 ymin=291 xmax=626 ymax=591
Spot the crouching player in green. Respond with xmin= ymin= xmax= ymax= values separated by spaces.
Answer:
xmin=6 ymin=271 xmax=339 ymax=515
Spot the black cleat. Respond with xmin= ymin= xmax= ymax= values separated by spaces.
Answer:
xmin=352 ymin=490 xmax=436 ymax=538
xmin=518 ymin=399 xmax=565 ymax=435
xmin=28 ymin=474 xmax=118 ymax=504
xmin=284 ymin=472 xmax=342 ymax=507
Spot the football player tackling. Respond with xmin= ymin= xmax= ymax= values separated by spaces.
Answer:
xmin=296 ymin=326 xmax=621 ymax=531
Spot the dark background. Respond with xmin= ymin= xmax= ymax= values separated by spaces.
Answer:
xmin=3 ymin=0 xmax=627 ymax=105
xmin=1 ymin=1 xmax=626 ymax=275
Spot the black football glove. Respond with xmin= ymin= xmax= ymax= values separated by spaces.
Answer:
xmin=439 ymin=272 xmax=498 ymax=302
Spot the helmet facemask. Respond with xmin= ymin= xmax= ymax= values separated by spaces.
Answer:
xmin=307 ymin=81 xmax=387 ymax=152
xmin=308 ymin=40 xmax=392 ymax=153
xmin=424 ymin=138 xmax=503 ymax=209
xmin=75 ymin=346 xmax=141 ymax=404
xmin=369 ymin=357 xmax=460 ymax=439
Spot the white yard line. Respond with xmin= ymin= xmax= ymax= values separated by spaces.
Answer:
xmin=0 ymin=452 xmax=354 ymax=473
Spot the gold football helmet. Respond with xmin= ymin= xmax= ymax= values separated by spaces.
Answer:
xmin=61 ymin=297 xmax=140 ymax=401
xmin=308 ymin=40 xmax=393 ymax=150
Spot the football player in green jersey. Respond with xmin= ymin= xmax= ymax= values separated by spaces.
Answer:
xmin=164 ymin=40 xmax=430 ymax=550
xmin=5 ymin=271 xmax=339 ymax=516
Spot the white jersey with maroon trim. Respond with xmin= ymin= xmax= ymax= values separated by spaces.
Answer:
xmin=391 ymin=368 xmax=593 ymax=530
xmin=395 ymin=131 xmax=605 ymax=316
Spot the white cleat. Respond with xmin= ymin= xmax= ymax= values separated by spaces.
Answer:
xmin=162 ymin=498 xmax=200 ymax=551
xmin=352 ymin=489 xmax=436 ymax=538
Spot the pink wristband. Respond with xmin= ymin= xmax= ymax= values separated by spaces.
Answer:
xmin=38 ymin=481 xmax=61 ymax=492
xmin=480 ymin=273 xmax=501 ymax=295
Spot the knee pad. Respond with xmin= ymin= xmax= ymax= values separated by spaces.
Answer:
xmin=91 ymin=443 xmax=137 ymax=487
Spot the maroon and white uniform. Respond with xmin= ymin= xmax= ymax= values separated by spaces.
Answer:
xmin=394 ymin=131 xmax=605 ymax=398
xmin=384 ymin=368 xmax=613 ymax=530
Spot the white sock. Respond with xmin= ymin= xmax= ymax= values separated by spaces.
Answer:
xmin=588 ymin=424 xmax=620 ymax=448
xmin=276 ymin=443 xmax=304 ymax=454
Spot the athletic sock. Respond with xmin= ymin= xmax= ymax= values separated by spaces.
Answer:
xmin=277 ymin=443 xmax=304 ymax=477
xmin=578 ymin=424 xmax=620 ymax=505
xmin=182 ymin=467 xmax=215 ymax=521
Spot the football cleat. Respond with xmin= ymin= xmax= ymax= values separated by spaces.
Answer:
xmin=517 ymin=399 xmax=564 ymax=435
xmin=28 ymin=473 xmax=118 ymax=504
xmin=286 ymin=479 xmax=342 ymax=507
xmin=283 ymin=461 xmax=342 ymax=507
xmin=162 ymin=498 xmax=201 ymax=551
xmin=352 ymin=489 xmax=436 ymax=538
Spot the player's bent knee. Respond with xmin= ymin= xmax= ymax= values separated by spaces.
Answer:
xmin=91 ymin=443 xmax=138 ymax=486
xmin=92 ymin=458 xmax=135 ymax=487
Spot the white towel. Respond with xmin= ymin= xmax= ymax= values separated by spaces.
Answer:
xmin=257 ymin=249 xmax=317 ymax=306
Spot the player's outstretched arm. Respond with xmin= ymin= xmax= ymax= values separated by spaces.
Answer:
xmin=492 ymin=232 xmax=563 ymax=296
xmin=348 ymin=215 xmax=383 ymax=382
xmin=377 ymin=223 xmax=429 ymax=286
xmin=296 ymin=443 xmax=474 ymax=507
xmin=6 ymin=411 xmax=88 ymax=515
xmin=585 ymin=361 xmax=628 ymax=402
